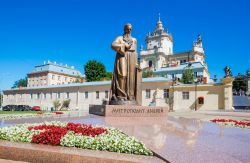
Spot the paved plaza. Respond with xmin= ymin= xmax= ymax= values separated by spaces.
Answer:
xmin=1 ymin=110 xmax=250 ymax=162
xmin=169 ymin=110 xmax=250 ymax=121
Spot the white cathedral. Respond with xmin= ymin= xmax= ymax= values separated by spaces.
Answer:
xmin=139 ymin=16 xmax=210 ymax=83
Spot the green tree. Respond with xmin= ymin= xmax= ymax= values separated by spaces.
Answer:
xmin=73 ymin=75 xmax=82 ymax=83
xmin=53 ymin=100 xmax=61 ymax=111
xmin=142 ymin=70 xmax=154 ymax=78
xmin=61 ymin=99 xmax=71 ymax=110
xmin=104 ymin=72 xmax=113 ymax=80
xmin=165 ymin=96 xmax=174 ymax=111
xmin=182 ymin=68 xmax=194 ymax=84
xmin=233 ymin=75 xmax=247 ymax=92
xmin=12 ymin=77 xmax=28 ymax=88
xmin=84 ymin=60 xmax=106 ymax=82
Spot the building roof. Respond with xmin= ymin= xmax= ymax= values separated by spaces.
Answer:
xmin=28 ymin=62 xmax=83 ymax=77
xmin=154 ymin=62 xmax=205 ymax=73
xmin=172 ymin=51 xmax=192 ymax=56
xmin=4 ymin=77 xmax=171 ymax=92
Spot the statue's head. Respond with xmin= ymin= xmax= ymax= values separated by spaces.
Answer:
xmin=124 ymin=23 xmax=132 ymax=35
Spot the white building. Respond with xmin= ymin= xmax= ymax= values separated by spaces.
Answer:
xmin=3 ymin=77 xmax=234 ymax=111
xmin=140 ymin=16 xmax=210 ymax=83
xmin=27 ymin=61 xmax=84 ymax=87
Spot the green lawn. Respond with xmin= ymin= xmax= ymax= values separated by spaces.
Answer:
xmin=0 ymin=111 xmax=45 ymax=114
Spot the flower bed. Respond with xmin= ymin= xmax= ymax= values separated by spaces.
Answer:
xmin=0 ymin=121 xmax=153 ymax=156
xmin=0 ymin=112 xmax=64 ymax=120
xmin=53 ymin=111 xmax=64 ymax=115
xmin=211 ymin=119 xmax=250 ymax=129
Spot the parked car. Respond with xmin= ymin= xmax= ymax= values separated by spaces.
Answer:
xmin=2 ymin=105 xmax=11 ymax=111
xmin=15 ymin=105 xmax=32 ymax=111
xmin=2 ymin=105 xmax=16 ymax=111
xmin=31 ymin=106 xmax=41 ymax=111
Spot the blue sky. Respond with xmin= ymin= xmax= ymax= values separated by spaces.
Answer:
xmin=0 ymin=0 xmax=249 ymax=90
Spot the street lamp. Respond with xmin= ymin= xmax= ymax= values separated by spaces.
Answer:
xmin=169 ymin=77 xmax=177 ymax=112
xmin=194 ymin=78 xmax=198 ymax=111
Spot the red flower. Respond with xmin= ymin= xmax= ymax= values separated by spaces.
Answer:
xmin=30 ymin=122 xmax=107 ymax=146
xmin=53 ymin=111 xmax=64 ymax=115
xmin=210 ymin=119 xmax=250 ymax=128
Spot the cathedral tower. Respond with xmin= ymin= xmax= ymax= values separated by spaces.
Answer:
xmin=140 ymin=14 xmax=173 ymax=69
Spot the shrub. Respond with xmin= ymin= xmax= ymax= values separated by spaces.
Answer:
xmin=61 ymin=99 xmax=70 ymax=110
xmin=53 ymin=100 xmax=61 ymax=111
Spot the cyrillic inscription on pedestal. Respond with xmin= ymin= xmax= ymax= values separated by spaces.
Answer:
xmin=106 ymin=105 xmax=167 ymax=117
xmin=89 ymin=105 xmax=168 ymax=117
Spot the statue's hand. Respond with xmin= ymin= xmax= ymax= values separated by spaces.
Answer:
xmin=125 ymin=43 xmax=132 ymax=49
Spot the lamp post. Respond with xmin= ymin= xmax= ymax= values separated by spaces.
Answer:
xmin=170 ymin=77 xmax=177 ymax=112
xmin=194 ymin=78 xmax=198 ymax=111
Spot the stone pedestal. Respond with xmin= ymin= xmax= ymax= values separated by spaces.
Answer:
xmin=222 ymin=77 xmax=234 ymax=110
xmin=89 ymin=105 xmax=168 ymax=117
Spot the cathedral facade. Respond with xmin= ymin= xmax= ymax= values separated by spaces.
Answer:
xmin=140 ymin=17 xmax=210 ymax=83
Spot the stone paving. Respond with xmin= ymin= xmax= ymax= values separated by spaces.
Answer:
xmin=169 ymin=110 xmax=250 ymax=121
xmin=1 ymin=110 xmax=250 ymax=162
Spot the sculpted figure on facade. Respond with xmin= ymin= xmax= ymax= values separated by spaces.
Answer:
xmin=224 ymin=66 xmax=232 ymax=77
xmin=110 ymin=23 xmax=141 ymax=105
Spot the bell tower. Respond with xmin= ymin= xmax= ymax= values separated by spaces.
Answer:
xmin=140 ymin=14 xmax=173 ymax=70
xmin=145 ymin=14 xmax=173 ymax=55
xmin=193 ymin=34 xmax=204 ymax=53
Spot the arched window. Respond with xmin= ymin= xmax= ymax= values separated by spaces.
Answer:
xmin=198 ymin=97 xmax=204 ymax=104
xmin=149 ymin=60 xmax=153 ymax=67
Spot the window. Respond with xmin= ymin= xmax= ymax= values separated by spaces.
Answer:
xmin=194 ymin=72 xmax=198 ymax=77
xmin=52 ymin=75 xmax=55 ymax=80
xmin=146 ymin=89 xmax=151 ymax=99
xmin=85 ymin=92 xmax=88 ymax=99
xmin=96 ymin=91 xmax=99 ymax=99
xmin=58 ymin=76 xmax=61 ymax=80
xmin=180 ymin=59 xmax=187 ymax=64
xmin=66 ymin=92 xmax=70 ymax=99
xmin=163 ymin=89 xmax=169 ymax=98
xmin=57 ymin=93 xmax=60 ymax=99
xmin=182 ymin=92 xmax=189 ymax=100
xmin=172 ymin=74 xmax=175 ymax=79
xmin=149 ymin=60 xmax=153 ymax=67
xmin=30 ymin=93 xmax=33 ymax=99
xmin=44 ymin=93 xmax=46 ymax=99
xmin=198 ymin=97 xmax=204 ymax=104
xmin=50 ymin=93 xmax=53 ymax=99
xmin=37 ymin=93 xmax=40 ymax=99
xmin=105 ymin=91 xmax=109 ymax=99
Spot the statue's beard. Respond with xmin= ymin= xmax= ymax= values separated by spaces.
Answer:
xmin=123 ymin=33 xmax=132 ymax=43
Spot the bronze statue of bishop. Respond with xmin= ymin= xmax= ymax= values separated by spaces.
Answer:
xmin=110 ymin=23 xmax=141 ymax=105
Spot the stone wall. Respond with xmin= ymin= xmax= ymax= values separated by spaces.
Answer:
xmin=169 ymin=77 xmax=234 ymax=111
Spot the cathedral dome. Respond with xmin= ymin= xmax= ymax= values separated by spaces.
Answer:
xmin=155 ymin=14 xmax=164 ymax=32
